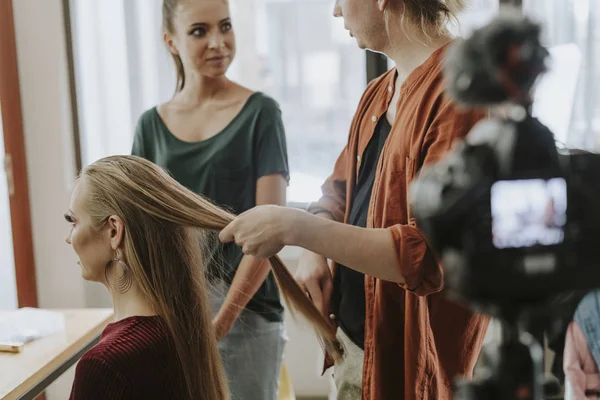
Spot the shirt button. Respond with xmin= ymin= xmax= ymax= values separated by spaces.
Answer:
xmin=371 ymin=115 xmax=377 ymax=122
xmin=329 ymin=313 xmax=336 ymax=320
xmin=388 ymin=86 xmax=393 ymax=93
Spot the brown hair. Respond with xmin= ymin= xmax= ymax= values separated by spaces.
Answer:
xmin=163 ymin=0 xmax=186 ymax=92
xmin=81 ymin=155 xmax=341 ymax=399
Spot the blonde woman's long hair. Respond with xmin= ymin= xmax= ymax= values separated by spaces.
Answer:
xmin=80 ymin=155 xmax=341 ymax=400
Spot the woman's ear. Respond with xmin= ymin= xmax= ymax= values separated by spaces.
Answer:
xmin=107 ymin=215 xmax=125 ymax=252
xmin=164 ymin=32 xmax=179 ymax=56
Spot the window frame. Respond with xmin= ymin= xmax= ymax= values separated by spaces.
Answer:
xmin=1 ymin=0 xmax=39 ymax=309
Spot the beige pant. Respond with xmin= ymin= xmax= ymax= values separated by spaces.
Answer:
xmin=333 ymin=329 xmax=364 ymax=400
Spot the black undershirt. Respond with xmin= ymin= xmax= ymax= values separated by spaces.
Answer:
xmin=335 ymin=116 xmax=391 ymax=349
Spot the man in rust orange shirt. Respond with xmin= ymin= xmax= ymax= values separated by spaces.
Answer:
xmin=221 ymin=1 xmax=491 ymax=399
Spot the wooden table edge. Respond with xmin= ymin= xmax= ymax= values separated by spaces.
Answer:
xmin=2 ymin=309 xmax=113 ymax=400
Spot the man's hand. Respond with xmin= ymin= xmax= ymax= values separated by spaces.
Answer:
xmin=219 ymin=205 xmax=302 ymax=259
xmin=295 ymin=250 xmax=334 ymax=321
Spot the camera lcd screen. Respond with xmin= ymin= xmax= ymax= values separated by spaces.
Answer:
xmin=491 ymin=178 xmax=567 ymax=249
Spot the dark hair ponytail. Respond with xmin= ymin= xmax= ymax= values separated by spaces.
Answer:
xmin=172 ymin=53 xmax=185 ymax=92
xmin=163 ymin=0 xmax=185 ymax=92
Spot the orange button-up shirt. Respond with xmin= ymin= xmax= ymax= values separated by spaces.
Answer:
xmin=308 ymin=43 xmax=490 ymax=400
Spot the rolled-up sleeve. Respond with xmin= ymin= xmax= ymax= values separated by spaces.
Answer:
xmin=390 ymin=101 xmax=487 ymax=296
xmin=390 ymin=223 xmax=442 ymax=295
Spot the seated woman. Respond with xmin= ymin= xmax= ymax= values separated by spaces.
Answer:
xmin=65 ymin=155 xmax=339 ymax=400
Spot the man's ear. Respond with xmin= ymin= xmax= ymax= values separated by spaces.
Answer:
xmin=377 ymin=0 xmax=389 ymax=12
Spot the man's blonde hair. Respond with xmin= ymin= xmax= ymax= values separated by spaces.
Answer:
xmin=393 ymin=0 xmax=465 ymax=41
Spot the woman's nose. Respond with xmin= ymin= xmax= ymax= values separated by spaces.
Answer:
xmin=333 ymin=1 xmax=342 ymax=18
xmin=208 ymin=33 xmax=225 ymax=49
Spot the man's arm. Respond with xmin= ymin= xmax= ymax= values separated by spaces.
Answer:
xmin=220 ymin=206 xmax=402 ymax=282
xmin=292 ymin=130 xmax=350 ymax=318
xmin=294 ymin=211 xmax=336 ymax=318
xmin=293 ymin=211 xmax=401 ymax=282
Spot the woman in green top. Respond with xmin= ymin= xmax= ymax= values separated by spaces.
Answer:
xmin=132 ymin=1 xmax=289 ymax=398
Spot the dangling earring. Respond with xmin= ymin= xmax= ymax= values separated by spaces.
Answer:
xmin=105 ymin=250 xmax=133 ymax=294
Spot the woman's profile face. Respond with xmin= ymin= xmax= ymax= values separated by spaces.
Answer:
xmin=65 ymin=180 xmax=119 ymax=283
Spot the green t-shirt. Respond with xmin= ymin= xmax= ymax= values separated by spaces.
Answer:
xmin=132 ymin=92 xmax=289 ymax=322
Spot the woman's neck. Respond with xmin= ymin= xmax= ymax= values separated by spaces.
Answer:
xmin=175 ymin=73 xmax=233 ymax=106
xmin=109 ymin=283 xmax=157 ymax=322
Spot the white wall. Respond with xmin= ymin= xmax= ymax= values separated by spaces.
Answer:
xmin=12 ymin=1 xmax=331 ymax=398
xmin=12 ymin=0 xmax=93 ymax=397
xmin=12 ymin=0 xmax=85 ymax=308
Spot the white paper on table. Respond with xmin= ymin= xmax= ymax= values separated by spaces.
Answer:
xmin=0 ymin=308 xmax=65 ymax=344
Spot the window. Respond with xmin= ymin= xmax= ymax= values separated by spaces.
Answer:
xmin=227 ymin=0 xmax=366 ymax=203
xmin=70 ymin=0 xmax=365 ymax=204
xmin=69 ymin=1 xmax=503 ymax=205
xmin=70 ymin=0 xmax=172 ymax=168
xmin=459 ymin=0 xmax=500 ymax=35
xmin=523 ymin=0 xmax=599 ymax=150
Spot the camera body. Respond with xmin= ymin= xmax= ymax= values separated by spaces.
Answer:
xmin=409 ymin=9 xmax=600 ymax=310
xmin=411 ymin=116 xmax=600 ymax=307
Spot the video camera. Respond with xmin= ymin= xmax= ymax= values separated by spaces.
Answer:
xmin=409 ymin=7 xmax=600 ymax=400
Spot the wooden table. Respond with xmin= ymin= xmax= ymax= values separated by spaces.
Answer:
xmin=0 ymin=309 xmax=113 ymax=400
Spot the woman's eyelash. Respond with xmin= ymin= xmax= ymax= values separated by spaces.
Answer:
xmin=64 ymin=213 xmax=74 ymax=223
